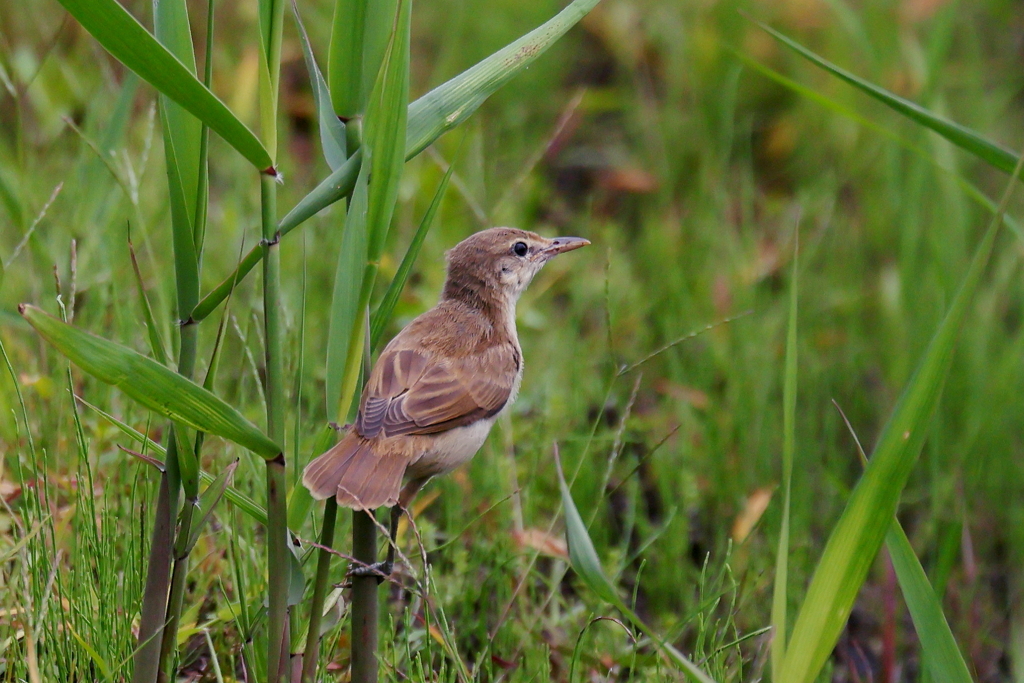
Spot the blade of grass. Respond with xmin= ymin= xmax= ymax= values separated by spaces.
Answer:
xmin=363 ymin=0 xmax=409 ymax=263
xmin=750 ymin=19 xmax=1017 ymax=174
xmin=154 ymin=0 xmax=202 ymax=235
xmin=771 ymin=227 xmax=799 ymax=676
xmin=325 ymin=0 xmax=410 ymax=422
xmin=56 ymin=0 xmax=271 ymax=169
xmin=192 ymin=0 xmax=213 ymax=256
xmin=359 ymin=0 xmax=398 ymax=117
xmin=730 ymin=49 xmax=1024 ymax=245
xmin=325 ymin=165 xmax=369 ymax=420
xmin=779 ymin=150 xmax=1024 ymax=682
xmin=292 ymin=1 xmax=346 ymax=171
xmin=886 ymin=523 xmax=975 ymax=683
xmin=21 ymin=305 xmax=281 ymax=458
xmin=184 ymin=460 xmax=239 ymax=553
xmin=128 ymin=238 xmax=170 ymax=365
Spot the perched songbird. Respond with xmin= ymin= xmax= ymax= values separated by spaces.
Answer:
xmin=303 ymin=227 xmax=588 ymax=570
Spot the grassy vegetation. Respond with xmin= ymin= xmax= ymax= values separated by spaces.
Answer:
xmin=2 ymin=0 xmax=1024 ymax=680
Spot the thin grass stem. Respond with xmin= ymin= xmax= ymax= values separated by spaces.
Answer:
xmin=301 ymin=498 xmax=338 ymax=682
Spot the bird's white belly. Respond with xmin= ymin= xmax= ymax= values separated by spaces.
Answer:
xmin=408 ymin=416 xmax=498 ymax=478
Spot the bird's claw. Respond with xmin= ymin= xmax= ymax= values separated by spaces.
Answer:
xmin=348 ymin=560 xmax=393 ymax=584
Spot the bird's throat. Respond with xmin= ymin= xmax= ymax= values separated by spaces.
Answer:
xmin=440 ymin=272 xmax=517 ymax=334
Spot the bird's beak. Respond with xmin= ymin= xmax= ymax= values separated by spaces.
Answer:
xmin=540 ymin=236 xmax=591 ymax=259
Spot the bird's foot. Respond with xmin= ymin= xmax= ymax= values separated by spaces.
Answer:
xmin=348 ymin=560 xmax=393 ymax=584
xmin=327 ymin=421 xmax=352 ymax=433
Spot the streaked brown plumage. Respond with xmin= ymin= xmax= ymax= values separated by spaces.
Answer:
xmin=302 ymin=227 xmax=589 ymax=513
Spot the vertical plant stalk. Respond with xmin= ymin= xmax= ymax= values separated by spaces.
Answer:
xmin=261 ymin=173 xmax=290 ymax=683
xmin=351 ymin=509 xmax=379 ymax=683
xmin=301 ymin=498 xmax=338 ymax=682
xmin=136 ymin=320 xmax=198 ymax=683
xmin=155 ymin=4 xmax=216 ymax=676
xmin=157 ymin=494 xmax=196 ymax=683
xmin=133 ymin=454 xmax=178 ymax=683
xmin=136 ymin=0 xmax=207 ymax=674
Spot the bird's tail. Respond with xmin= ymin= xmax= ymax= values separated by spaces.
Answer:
xmin=301 ymin=432 xmax=406 ymax=510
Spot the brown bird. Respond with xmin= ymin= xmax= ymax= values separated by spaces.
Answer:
xmin=303 ymin=227 xmax=589 ymax=573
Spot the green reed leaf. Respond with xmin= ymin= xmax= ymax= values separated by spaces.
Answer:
xmin=886 ymin=522 xmax=975 ymax=683
xmin=56 ymin=0 xmax=271 ymax=169
xmin=327 ymin=0 xmax=367 ymax=119
xmin=363 ymin=0 xmax=410 ymax=261
xmin=325 ymin=0 xmax=410 ymax=422
xmin=22 ymin=305 xmax=281 ymax=459
xmin=292 ymin=1 xmax=347 ymax=171
xmin=325 ymin=166 xmax=369 ymax=421
xmin=754 ymin=20 xmax=1017 ymax=174
xmin=256 ymin=0 xmax=286 ymax=159
xmin=837 ymin=412 xmax=976 ymax=683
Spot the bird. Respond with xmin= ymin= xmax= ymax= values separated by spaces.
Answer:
xmin=302 ymin=227 xmax=589 ymax=575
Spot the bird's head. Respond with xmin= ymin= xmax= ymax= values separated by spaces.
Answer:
xmin=443 ymin=227 xmax=590 ymax=306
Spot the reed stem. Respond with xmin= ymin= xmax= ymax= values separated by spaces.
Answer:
xmin=351 ymin=509 xmax=379 ymax=683
xmin=156 ymin=499 xmax=195 ymax=683
xmin=135 ymin=316 xmax=197 ymax=683
xmin=261 ymin=173 xmax=290 ymax=682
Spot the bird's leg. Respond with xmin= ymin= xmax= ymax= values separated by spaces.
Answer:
xmin=347 ymin=479 xmax=428 ymax=583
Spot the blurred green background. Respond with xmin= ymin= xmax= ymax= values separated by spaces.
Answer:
xmin=2 ymin=0 xmax=1024 ymax=679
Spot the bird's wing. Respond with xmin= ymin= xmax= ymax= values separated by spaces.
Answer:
xmin=356 ymin=344 xmax=518 ymax=438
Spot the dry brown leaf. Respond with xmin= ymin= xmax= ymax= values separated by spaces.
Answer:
xmin=513 ymin=527 xmax=568 ymax=560
xmin=731 ymin=487 xmax=774 ymax=543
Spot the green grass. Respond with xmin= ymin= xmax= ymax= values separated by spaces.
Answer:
xmin=3 ymin=0 xmax=1024 ymax=680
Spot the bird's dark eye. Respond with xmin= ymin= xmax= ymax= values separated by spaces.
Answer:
xmin=512 ymin=241 xmax=528 ymax=257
